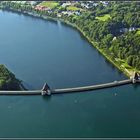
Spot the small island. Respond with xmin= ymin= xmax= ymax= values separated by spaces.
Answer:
xmin=0 ymin=65 xmax=21 ymax=90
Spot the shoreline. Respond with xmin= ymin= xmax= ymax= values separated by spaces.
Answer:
xmin=21 ymin=10 xmax=132 ymax=78
xmin=31 ymin=13 xmax=132 ymax=78
xmin=1 ymin=8 xmax=133 ymax=78
xmin=0 ymin=64 xmax=24 ymax=90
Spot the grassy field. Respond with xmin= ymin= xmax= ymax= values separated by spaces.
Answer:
xmin=116 ymin=58 xmax=131 ymax=69
xmin=115 ymin=58 xmax=140 ymax=75
xmin=66 ymin=6 xmax=80 ymax=11
xmin=40 ymin=1 xmax=59 ymax=9
xmin=96 ymin=14 xmax=111 ymax=21
xmin=136 ymin=30 xmax=140 ymax=35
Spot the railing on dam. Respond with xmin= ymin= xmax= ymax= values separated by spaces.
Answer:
xmin=0 ymin=78 xmax=139 ymax=96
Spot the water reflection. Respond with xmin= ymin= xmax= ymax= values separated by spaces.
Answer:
xmin=42 ymin=95 xmax=52 ymax=102
xmin=133 ymin=83 xmax=140 ymax=90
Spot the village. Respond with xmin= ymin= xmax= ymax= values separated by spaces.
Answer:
xmin=9 ymin=1 xmax=109 ymax=18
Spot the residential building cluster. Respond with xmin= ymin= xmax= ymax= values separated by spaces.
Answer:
xmin=9 ymin=1 xmax=110 ymax=18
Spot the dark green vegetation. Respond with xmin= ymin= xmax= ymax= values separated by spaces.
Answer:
xmin=61 ymin=2 xmax=140 ymax=75
xmin=0 ymin=65 xmax=21 ymax=90
xmin=0 ymin=1 xmax=140 ymax=76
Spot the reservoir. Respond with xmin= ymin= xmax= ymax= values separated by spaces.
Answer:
xmin=0 ymin=10 xmax=140 ymax=138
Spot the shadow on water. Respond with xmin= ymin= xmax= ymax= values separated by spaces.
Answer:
xmin=60 ymin=21 xmax=91 ymax=43
xmin=1 ymin=9 xmax=58 ymax=25
xmin=133 ymin=83 xmax=140 ymax=90
xmin=22 ymin=81 xmax=35 ymax=90
xmin=42 ymin=95 xmax=52 ymax=102
xmin=105 ymin=58 xmax=116 ymax=69
xmin=104 ymin=58 xmax=126 ymax=78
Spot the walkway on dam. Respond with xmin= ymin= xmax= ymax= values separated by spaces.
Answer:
xmin=51 ymin=79 xmax=132 ymax=94
xmin=0 ymin=78 xmax=139 ymax=96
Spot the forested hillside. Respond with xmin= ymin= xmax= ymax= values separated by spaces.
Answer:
xmin=0 ymin=65 xmax=21 ymax=90
xmin=62 ymin=2 xmax=140 ymax=71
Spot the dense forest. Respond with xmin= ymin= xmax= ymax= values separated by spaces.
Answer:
xmin=0 ymin=65 xmax=21 ymax=90
xmin=62 ymin=2 xmax=140 ymax=71
xmin=0 ymin=1 xmax=140 ymax=75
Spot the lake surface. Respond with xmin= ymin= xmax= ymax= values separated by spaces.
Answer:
xmin=0 ymin=10 xmax=140 ymax=138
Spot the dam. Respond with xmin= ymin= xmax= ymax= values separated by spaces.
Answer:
xmin=0 ymin=73 xmax=139 ymax=96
